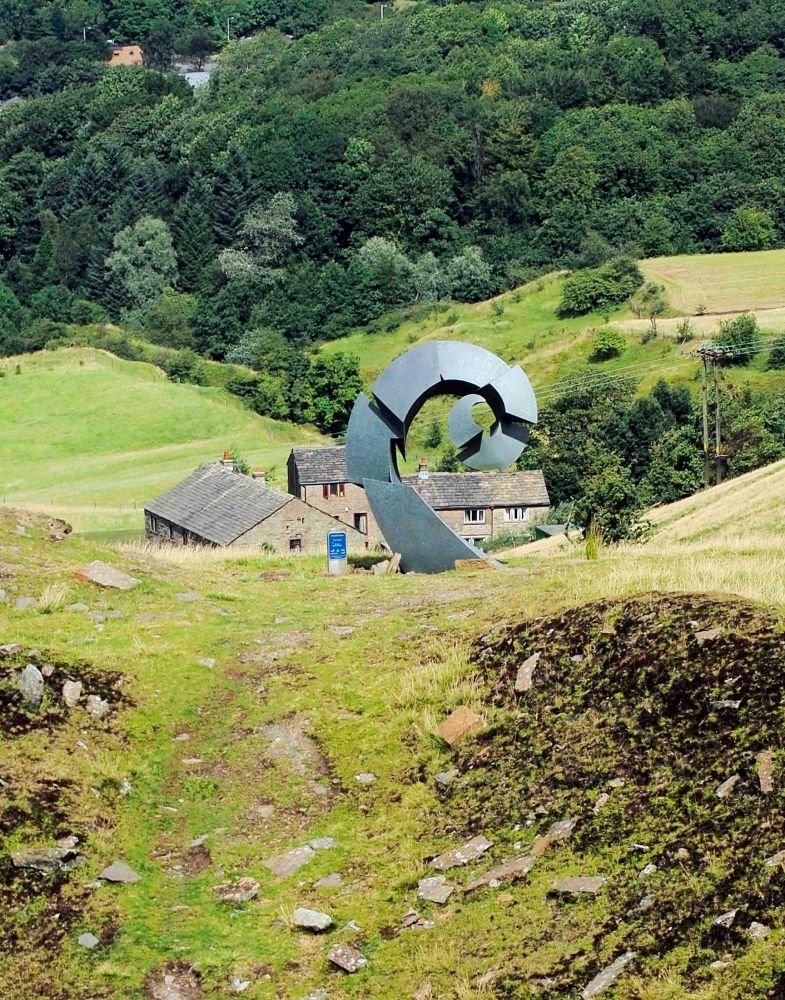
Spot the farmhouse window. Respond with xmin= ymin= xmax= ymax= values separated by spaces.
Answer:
xmin=464 ymin=509 xmax=486 ymax=524
xmin=354 ymin=512 xmax=368 ymax=533
xmin=327 ymin=482 xmax=346 ymax=498
xmin=505 ymin=507 xmax=529 ymax=522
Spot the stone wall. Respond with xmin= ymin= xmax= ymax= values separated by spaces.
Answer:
xmin=301 ymin=483 xmax=385 ymax=547
xmin=235 ymin=497 xmax=368 ymax=554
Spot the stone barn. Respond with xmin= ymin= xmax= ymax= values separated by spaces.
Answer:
xmin=144 ymin=459 xmax=367 ymax=554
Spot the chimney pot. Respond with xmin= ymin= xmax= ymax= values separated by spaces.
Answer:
xmin=418 ymin=455 xmax=429 ymax=480
xmin=252 ymin=466 xmax=266 ymax=482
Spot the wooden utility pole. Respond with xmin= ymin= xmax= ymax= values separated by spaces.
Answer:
xmin=697 ymin=345 xmax=726 ymax=486
xmin=700 ymin=353 xmax=710 ymax=488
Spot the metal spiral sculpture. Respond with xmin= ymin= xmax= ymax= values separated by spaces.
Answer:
xmin=345 ymin=340 xmax=538 ymax=573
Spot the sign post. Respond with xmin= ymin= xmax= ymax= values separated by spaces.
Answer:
xmin=327 ymin=530 xmax=348 ymax=576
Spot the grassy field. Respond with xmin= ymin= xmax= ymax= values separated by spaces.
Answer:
xmin=2 ymin=456 xmax=785 ymax=999
xmin=0 ymin=348 xmax=324 ymax=538
xmin=642 ymin=248 xmax=785 ymax=314
xmin=322 ymin=253 xmax=785 ymax=400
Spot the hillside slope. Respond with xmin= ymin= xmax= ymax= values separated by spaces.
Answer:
xmin=0 ymin=348 xmax=323 ymax=538
xmin=1 ymin=480 xmax=784 ymax=998
xmin=322 ymin=251 xmax=785 ymax=395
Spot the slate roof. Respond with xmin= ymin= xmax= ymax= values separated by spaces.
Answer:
xmin=290 ymin=446 xmax=350 ymax=484
xmin=402 ymin=470 xmax=550 ymax=510
xmin=145 ymin=464 xmax=292 ymax=545
xmin=289 ymin=445 xmax=549 ymax=509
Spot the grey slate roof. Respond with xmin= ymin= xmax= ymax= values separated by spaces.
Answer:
xmin=145 ymin=464 xmax=291 ymax=545
xmin=289 ymin=445 xmax=549 ymax=509
xmin=402 ymin=470 xmax=550 ymax=509
xmin=290 ymin=445 xmax=349 ymax=484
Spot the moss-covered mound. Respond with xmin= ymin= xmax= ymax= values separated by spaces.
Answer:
xmin=450 ymin=593 xmax=785 ymax=998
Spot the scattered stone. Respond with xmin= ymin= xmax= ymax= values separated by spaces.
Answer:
xmin=310 ymin=837 xmax=337 ymax=850
xmin=176 ymin=592 xmax=202 ymax=602
xmin=174 ymin=732 xmax=190 ymax=742
xmin=0 ymin=643 xmax=23 ymax=656
xmin=14 ymin=596 xmax=36 ymax=610
xmin=372 ymin=559 xmax=390 ymax=576
xmin=120 ymin=779 xmax=133 ymax=796
xmin=304 ymin=990 xmax=329 ymax=1000
xmin=196 ymin=658 xmax=216 ymax=669
xmin=552 ymin=876 xmax=607 ymax=895
xmin=88 ymin=611 xmax=106 ymax=623
xmin=328 ymin=625 xmax=354 ymax=636
xmin=17 ymin=663 xmax=44 ymax=709
xmin=41 ymin=663 xmax=55 ymax=677
xmin=674 ymin=847 xmax=690 ymax=861
xmin=435 ymin=706 xmax=483 ymax=747
xmin=431 ymin=835 xmax=492 ymax=871
xmin=316 ymin=872 xmax=342 ymax=888
xmin=214 ymin=878 xmax=259 ymax=903
xmin=639 ymin=895 xmax=655 ymax=910
xmin=327 ymin=943 xmax=367 ymax=973
xmin=99 ymin=861 xmax=141 ymax=884
xmin=758 ymin=750 xmax=774 ymax=794
xmin=57 ymin=834 xmax=79 ymax=849
xmin=229 ymin=978 xmax=250 ymax=994
xmin=85 ymin=695 xmax=109 ymax=719
xmin=435 ymin=769 xmax=459 ymax=787
xmin=62 ymin=679 xmax=82 ymax=708
xmin=355 ymin=772 xmax=377 ymax=785
xmin=78 ymin=932 xmax=99 ymax=949
xmin=764 ymin=849 xmax=785 ymax=869
xmin=532 ymin=817 xmax=578 ymax=856
xmin=514 ymin=652 xmax=540 ymax=693
xmin=262 ymin=845 xmax=315 ymax=878
xmin=145 ymin=961 xmax=203 ymax=1000
xmin=465 ymin=855 xmax=535 ymax=893
xmin=11 ymin=846 xmax=84 ymax=873
xmin=593 ymin=793 xmax=610 ymax=813
xmin=710 ymin=960 xmax=732 ymax=971
xmin=748 ymin=921 xmax=770 ymax=940
xmin=695 ymin=627 xmax=722 ymax=645
xmin=293 ymin=907 xmax=333 ymax=931
xmin=639 ymin=863 xmax=657 ymax=878
xmin=413 ymin=985 xmax=432 ymax=1000
xmin=714 ymin=909 xmax=738 ymax=928
xmin=418 ymin=875 xmax=454 ymax=904
xmin=68 ymin=603 xmax=89 ymax=612
xmin=716 ymin=774 xmax=740 ymax=799
xmin=711 ymin=700 xmax=741 ymax=710
xmin=190 ymin=834 xmax=208 ymax=848
xmin=401 ymin=908 xmax=421 ymax=928
xmin=76 ymin=561 xmax=139 ymax=591
xmin=581 ymin=951 xmax=637 ymax=998
xmin=608 ymin=778 xmax=625 ymax=788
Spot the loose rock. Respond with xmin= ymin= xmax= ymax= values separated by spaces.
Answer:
xmin=514 ymin=652 xmax=540 ymax=693
xmin=581 ymin=951 xmax=637 ymax=998
xmin=552 ymin=876 xmax=606 ymax=895
xmin=293 ymin=907 xmax=333 ymax=931
xmin=695 ymin=627 xmax=721 ymax=646
xmin=17 ymin=663 xmax=44 ymax=709
xmin=748 ymin=921 xmax=770 ymax=940
xmin=714 ymin=909 xmax=738 ymax=928
xmin=716 ymin=774 xmax=740 ymax=799
xmin=315 ymin=872 xmax=342 ymax=888
xmin=465 ymin=855 xmax=535 ymax=893
xmin=99 ymin=861 xmax=141 ymax=883
xmin=62 ymin=679 xmax=82 ymax=708
xmin=327 ymin=943 xmax=367 ymax=973
xmin=145 ymin=961 xmax=203 ymax=1000
xmin=85 ymin=694 xmax=109 ymax=719
xmin=11 ymin=846 xmax=84 ymax=873
xmin=435 ymin=769 xmax=458 ymax=786
xmin=310 ymin=837 xmax=337 ymax=850
xmin=214 ymin=877 xmax=259 ymax=903
xmin=431 ymin=835 xmax=492 ymax=871
xmin=196 ymin=658 xmax=216 ymax=669
xmin=76 ymin=561 xmax=139 ymax=590
xmin=417 ymin=875 xmax=454 ymax=904
xmin=355 ymin=772 xmax=377 ymax=785
xmin=14 ymin=596 xmax=36 ymax=610
xmin=435 ymin=706 xmax=483 ymax=747
xmin=262 ymin=845 xmax=315 ymax=878
xmin=758 ymin=750 xmax=774 ymax=794
xmin=78 ymin=932 xmax=99 ymax=948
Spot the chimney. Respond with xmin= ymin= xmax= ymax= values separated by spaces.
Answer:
xmin=418 ymin=456 xmax=429 ymax=480
xmin=252 ymin=466 xmax=266 ymax=483
xmin=220 ymin=450 xmax=234 ymax=470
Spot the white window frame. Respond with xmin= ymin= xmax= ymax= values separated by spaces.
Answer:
xmin=464 ymin=508 xmax=486 ymax=524
xmin=504 ymin=506 xmax=529 ymax=522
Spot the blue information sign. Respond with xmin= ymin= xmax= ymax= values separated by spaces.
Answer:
xmin=328 ymin=531 xmax=347 ymax=560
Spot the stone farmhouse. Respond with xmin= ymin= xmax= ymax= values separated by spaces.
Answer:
xmin=144 ymin=455 xmax=366 ymax=553
xmin=288 ymin=446 xmax=550 ymax=547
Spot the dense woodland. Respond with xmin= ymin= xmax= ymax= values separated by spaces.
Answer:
xmin=1 ymin=0 xmax=785 ymax=526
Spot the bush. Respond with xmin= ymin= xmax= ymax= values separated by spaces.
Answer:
xmin=714 ymin=312 xmax=761 ymax=365
xmin=557 ymin=257 xmax=644 ymax=317
xmin=162 ymin=349 xmax=206 ymax=385
xmin=589 ymin=327 xmax=626 ymax=362
xmin=675 ymin=318 xmax=695 ymax=344
xmin=478 ymin=529 xmax=534 ymax=553
xmin=573 ymin=454 xmax=646 ymax=543
xmin=767 ymin=335 xmax=785 ymax=369
xmin=722 ymin=207 xmax=776 ymax=252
